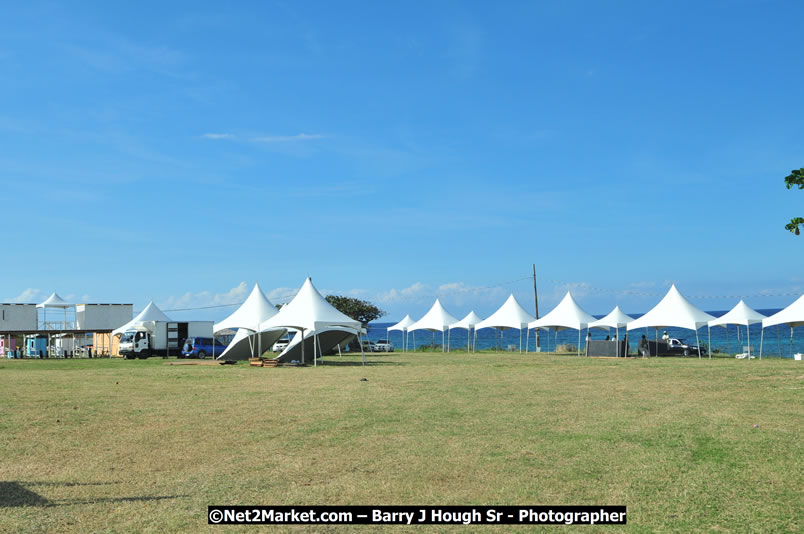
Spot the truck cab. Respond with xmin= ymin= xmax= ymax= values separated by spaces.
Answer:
xmin=119 ymin=329 xmax=151 ymax=359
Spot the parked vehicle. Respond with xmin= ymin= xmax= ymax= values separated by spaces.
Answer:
xmin=119 ymin=321 xmax=213 ymax=359
xmin=665 ymin=338 xmax=704 ymax=357
xmin=360 ymin=339 xmax=376 ymax=352
xmin=272 ymin=336 xmax=292 ymax=352
xmin=374 ymin=339 xmax=394 ymax=352
xmin=182 ymin=337 xmax=227 ymax=358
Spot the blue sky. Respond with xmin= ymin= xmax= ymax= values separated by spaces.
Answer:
xmin=1 ymin=1 xmax=802 ymax=322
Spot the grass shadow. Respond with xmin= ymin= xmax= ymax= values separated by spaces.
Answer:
xmin=0 ymin=481 xmax=186 ymax=508
xmin=320 ymin=359 xmax=408 ymax=366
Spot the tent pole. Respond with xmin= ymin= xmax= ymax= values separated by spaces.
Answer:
xmin=313 ymin=332 xmax=318 ymax=368
xmin=696 ymin=329 xmax=701 ymax=359
xmin=790 ymin=326 xmax=794 ymax=359
xmin=777 ymin=325 xmax=782 ymax=357
xmin=708 ymin=326 xmax=711 ymax=359
xmin=448 ymin=328 xmax=451 ymax=352
xmin=519 ymin=327 xmax=522 ymax=354
xmin=759 ymin=328 xmax=764 ymax=360
xmin=577 ymin=329 xmax=581 ymax=357
xmin=360 ymin=331 xmax=366 ymax=366
xmin=300 ymin=328 xmax=305 ymax=365
xmin=747 ymin=323 xmax=751 ymax=359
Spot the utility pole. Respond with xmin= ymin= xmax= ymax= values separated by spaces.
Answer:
xmin=532 ymin=264 xmax=540 ymax=350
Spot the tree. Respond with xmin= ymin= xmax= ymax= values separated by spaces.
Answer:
xmin=784 ymin=168 xmax=804 ymax=236
xmin=325 ymin=295 xmax=386 ymax=326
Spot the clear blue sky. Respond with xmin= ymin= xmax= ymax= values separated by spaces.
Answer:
xmin=1 ymin=1 xmax=802 ymax=322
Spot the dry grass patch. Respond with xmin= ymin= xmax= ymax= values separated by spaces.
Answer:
xmin=0 ymin=354 xmax=801 ymax=533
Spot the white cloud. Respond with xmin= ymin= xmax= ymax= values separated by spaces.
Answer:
xmin=252 ymin=133 xmax=325 ymax=143
xmin=201 ymin=133 xmax=235 ymax=140
xmin=160 ymin=282 xmax=250 ymax=310
xmin=377 ymin=282 xmax=431 ymax=303
xmin=7 ymin=288 xmax=41 ymax=303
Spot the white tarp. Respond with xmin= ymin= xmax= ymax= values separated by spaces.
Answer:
xmin=113 ymin=301 xmax=172 ymax=336
xmin=407 ymin=299 xmax=458 ymax=353
xmin=709 ymin=300 xmax=766 ymax=327
xmin=589 ymin=306 xmax=634 ymax=329
xmin=214 ymin=282 xmax=278 ymax=333
xmin=528 ymin=291 xmax=596 ymax=356
xmin=475 ymin=294 xmax=534 ymax=330
xmin=36 ymin=292 xmax=73 ymax=308
xmin=449 ymin=311 xmax=484 ymax=330
xmin=388 ymin=314 xmax=416 ymax=332
xmin=528 ymin=291 xmax=596 ymax=331
xmin=627 ymin=285 xmax=714 ymax=331
xmin=258 ymin=278 xmax=362 ymax=365
xmin=407 ymin=299 xmax=458 ymax=332
xmin=387 ymin=314 xmax=416 ymax=352
xmin=762 ymin=294 xmax=804 ymax=329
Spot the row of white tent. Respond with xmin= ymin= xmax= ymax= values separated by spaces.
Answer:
xmin=388 ymin=285 xmax=804 ymax=359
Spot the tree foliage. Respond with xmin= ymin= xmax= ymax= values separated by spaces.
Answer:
xmin=784 ymin=168 xmax=804 ymax=236
xmin=325 ymin=295 xmax=386 ymax=326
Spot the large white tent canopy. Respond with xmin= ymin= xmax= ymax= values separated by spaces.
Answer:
xmin=214 ymin=283 xmax=278 ymax=332
xmin=475 ymin=294 xmax=534 ymax=353
xmin=762 ymin=294 xmax=804 ymax=329
xmin=387 ymin=314 xmax=416 ymax=352
xmin=589 ymin=306 xmax=634 ymax=330
xmin=626 ymin=285 xmax=714 ymax=358
xmin=760 ymin=293 xmax=804 ymax=359
xmin=113 ymin=301 xmax=172 ymax=336
xmin=448 ymin=310 xmax=484 ymax=352
xmin=627 ymin=285 xmax=714 ymax=332
xmin=259 ymin=277 xmax=363 ymax=366
xmin=213 ymin=283 xmax=284 ymax=361
xmin=407 ymin=299 xmax=458 ymax=352
xmin=707 ymin=300 xmax=765 ymax=359
xmin=528 ymin=291 xmax=596 ymax=356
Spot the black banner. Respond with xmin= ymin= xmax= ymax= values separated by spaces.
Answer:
xmin=208 ymin=505 xmax=626 ymax=525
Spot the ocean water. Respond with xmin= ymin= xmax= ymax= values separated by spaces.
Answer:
xmin=367 ymin=309 xmax=804 ymax=358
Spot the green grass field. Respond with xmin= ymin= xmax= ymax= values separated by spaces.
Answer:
xmin=1 ymin=353 xmax=801 ymax=533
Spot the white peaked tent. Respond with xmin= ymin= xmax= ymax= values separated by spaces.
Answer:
xmin=708 ymin=300 xmax=765 ymax=359
xmin=387 ymin=314 xmax=416 ymax=352
xmin=627 ymin=285 xmax=715 ymax=359
xmin=589 ymin=306 xmax=634 ymax=357
xmin=528 ymin=291 xmax=596 ymax=356
xmin=475 ymin=294 xmax=535 ymax=353
xmin=37 ymin=292 xmax=72 ymax=308
xmin=407 ymin=299 xmax=459 ymax=352
xmin=449 ymin=310 xmax=484 ymax=352
xmin=213 ymin=283 xmax=284 ymax=360
xmin=258 ymin=278 xmax=363 ymax=366
xmin=37 ymin=292 xmax=74 ymax=330
xmin=760 ymin=294 xmax=804 ymax=360
xmin=113 ymin=301 xmax=172 ymax=336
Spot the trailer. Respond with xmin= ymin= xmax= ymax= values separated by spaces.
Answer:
xmin=118 ymin=321 xmax=213 ymax=359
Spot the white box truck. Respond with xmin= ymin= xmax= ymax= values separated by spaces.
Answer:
xmin=118 ymin=321 xmax=213 ymax=359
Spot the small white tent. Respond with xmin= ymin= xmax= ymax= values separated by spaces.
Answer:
xmin=214 ymin=283 xmax=285 ymax=360
xmin=258 ymin=278 xmax=363 ymax=366
xmin=387 ymin=314 xmax=416 ymax=352
xmin=448 ymin=311 xmax=484 ymax=352
xmin=528 ymin=291 xmax=596 ymax=356
xmin=589 ymin=306 xmax=634 ymax=357
xmin=113 ymin=301 xmax=172 ymax=336
xmin=475 ymin=294 xmax=535 ymax=353
xmin=626 ymin=285 xmax=714 ymax=358
xmin=708 ymin=300 xmax=765 ymax=359
xmin=37 ymin=292 xmax=74 ymax=330
xmin=760 ymin=294 xmax=804 ymax=359
xmin=407 ymin=299 xmax=459 ymax=352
